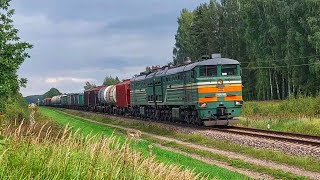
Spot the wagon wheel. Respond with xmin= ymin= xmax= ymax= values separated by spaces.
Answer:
xmin=160 ymin=111 xmax=165 ymax=121
xmin=196 ymin=117 xmax=203 ymax=126
xmin=169 ymin=113 xmax=173 ymax=122
xmin=164 ymin=112 xmax=169 ymax=121
xmin=190 ymin=115 xmax=196 ymax=125
xmin=185 ymin=114 xmax=191 ymax=124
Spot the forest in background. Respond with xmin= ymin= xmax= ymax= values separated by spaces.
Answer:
xmin=173 ymin=0 xmax=320 ymax=100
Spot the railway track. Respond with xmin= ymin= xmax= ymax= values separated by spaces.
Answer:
xmin=213 ymin=126 xmax=320 ymax=147
xmin=60 ymin=108 xmax=320 ymax=151
xmin=119 ymin=113 xmax=320 ymax=148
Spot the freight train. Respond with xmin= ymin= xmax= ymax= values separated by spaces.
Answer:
xmin=43 ymin=55 xmax=243 ymax=126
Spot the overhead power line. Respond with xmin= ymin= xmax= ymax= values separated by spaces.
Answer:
xmin=240 ymin=55 xmax=320 ymax=64
xmin=242 ymin=62 xmax=320 ymax=70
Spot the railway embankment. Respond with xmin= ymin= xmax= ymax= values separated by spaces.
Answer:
xmin=44 ymin=107 xmax=320 ymax=180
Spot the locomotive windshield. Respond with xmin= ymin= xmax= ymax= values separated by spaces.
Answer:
xmin=199 ymin=65 xmax=217 ymax=77
xmin=222 ymin=65 xmax=238 ymax=76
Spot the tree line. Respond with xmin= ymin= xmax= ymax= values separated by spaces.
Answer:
xmin=0 ymin=0 xmax=32 ymax=113
xmin=83 ymin=75 xmax=120 ymax=90
xmin=173 ymin=0 xmax=320 ymax=100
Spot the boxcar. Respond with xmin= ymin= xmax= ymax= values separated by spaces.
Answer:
xmin=61 ymin=95 xmax=68 ymax=107
xmin=42 ymin=98 xmax=51 ymax=106
xmin=115 ymin=80 xmax=130 ymax=115
xmin=84 ymin=86 xmax=104 ymax=111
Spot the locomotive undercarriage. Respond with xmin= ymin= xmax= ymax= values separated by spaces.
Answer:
xmin=59 ymin=104 xmax=236 ymax=126
xmin=130 ymin=105 xmax=202 ymax=125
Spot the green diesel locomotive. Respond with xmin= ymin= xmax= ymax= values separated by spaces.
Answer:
xmin=130 ymin=55 xmax=243 ymax=126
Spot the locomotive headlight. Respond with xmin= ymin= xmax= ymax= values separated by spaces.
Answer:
xmin=199 ymin=103 xmax=207 ymax=108
xmin=235 ymin=101 xmax=243 ymax=106
xmin=217 ymin=79 xmax=223 ymax=85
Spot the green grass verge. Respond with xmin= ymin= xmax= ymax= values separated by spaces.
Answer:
xmin=238 ymin=117 xmax=320 ymax=136
xmin=56 ymin=108 xmax=320 ymax=173
xmin=241 ymin=97 xmax=320 ymax=136
xmin=242 ymin=96 xmax=320 ymax=118
xmin=144 ymin=136 xmax=307 ymax=180
xmin=39 ymin=107 xmax=249 ymax=180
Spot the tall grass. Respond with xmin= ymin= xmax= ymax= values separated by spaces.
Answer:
xmin=241 ymin=96 xmax=320 ymax=135
xmin=242 ymin=95 xmax=320 ymax=118
xmin=0 ymin=122 xmax=203 ymax=180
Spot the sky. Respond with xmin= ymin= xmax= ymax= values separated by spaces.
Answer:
xmin=12 ymin=0 xmax=209 ymax=96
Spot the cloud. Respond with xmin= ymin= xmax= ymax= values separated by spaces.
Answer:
xmin=45 ymin=77 xmax=96 ymax=84
xmin=12 ymin=0 xmax=209 ymax=96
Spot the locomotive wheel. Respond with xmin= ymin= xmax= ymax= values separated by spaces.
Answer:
xmin=185 ymin=115 xmax=190 ymax=124
xmin=169 ymin=113 xmax=173 ymax=122
xmin=190 ymin=115 xmax=196 ymax=125
xmin=196 ymin=117 xmax=203 ymax=126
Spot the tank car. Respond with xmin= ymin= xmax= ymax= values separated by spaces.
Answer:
xmin=96 ymin=85 xmax=116 ymax=113
xmin=51 ymin=95 xmax=63 ymax=106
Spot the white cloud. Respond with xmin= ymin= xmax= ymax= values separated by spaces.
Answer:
xmin=45 ymin=77 xmax=95 ymax=84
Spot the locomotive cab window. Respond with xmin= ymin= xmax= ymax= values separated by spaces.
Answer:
xmin=199 ymin=66 xmax=217 ymax=77
xmin=222 ymin=65 xmax=238 ymax=76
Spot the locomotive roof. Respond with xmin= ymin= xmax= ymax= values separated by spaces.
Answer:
xmin=166 ymin=58 xmax=239 ymax=75
xmin=130 ymin=74 xmax=146 ymax=82
xmin=131 ymin=58 xmax=239 ymax=81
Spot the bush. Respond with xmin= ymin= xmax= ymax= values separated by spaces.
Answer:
xmin=3 ymin=94 xmax=30 ymax=122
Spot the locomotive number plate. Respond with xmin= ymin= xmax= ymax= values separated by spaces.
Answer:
xmin=216 ymin=93 xmax=227 ymax=97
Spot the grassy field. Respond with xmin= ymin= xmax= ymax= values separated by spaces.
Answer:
xmin=54 ymin=108 xmax=320 ymax=177
xmin=0 ymin=122 xmax=202 ymax=179
xmin=240 ymin=96 xmax=320 ymax=136
xmin=38 ymin=107 xmax=249 ymax=180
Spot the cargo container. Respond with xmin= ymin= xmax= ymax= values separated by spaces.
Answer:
xmin=116 ymin=80 xmax=130 ymax=108
xmin=42 ymin=98 xmax=51 ymax=106
xmin=67 ymin=94 xmax=72 ymax=106
xmin=71 ymin=93 xmax=77 ymax=106
xmin=61 ymin=95 xmax=68 ymax=106
xmin=84 ymin=86 xmax=104 ymax=109
xmin=78 ymin=93 xmax=84 ymax=106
